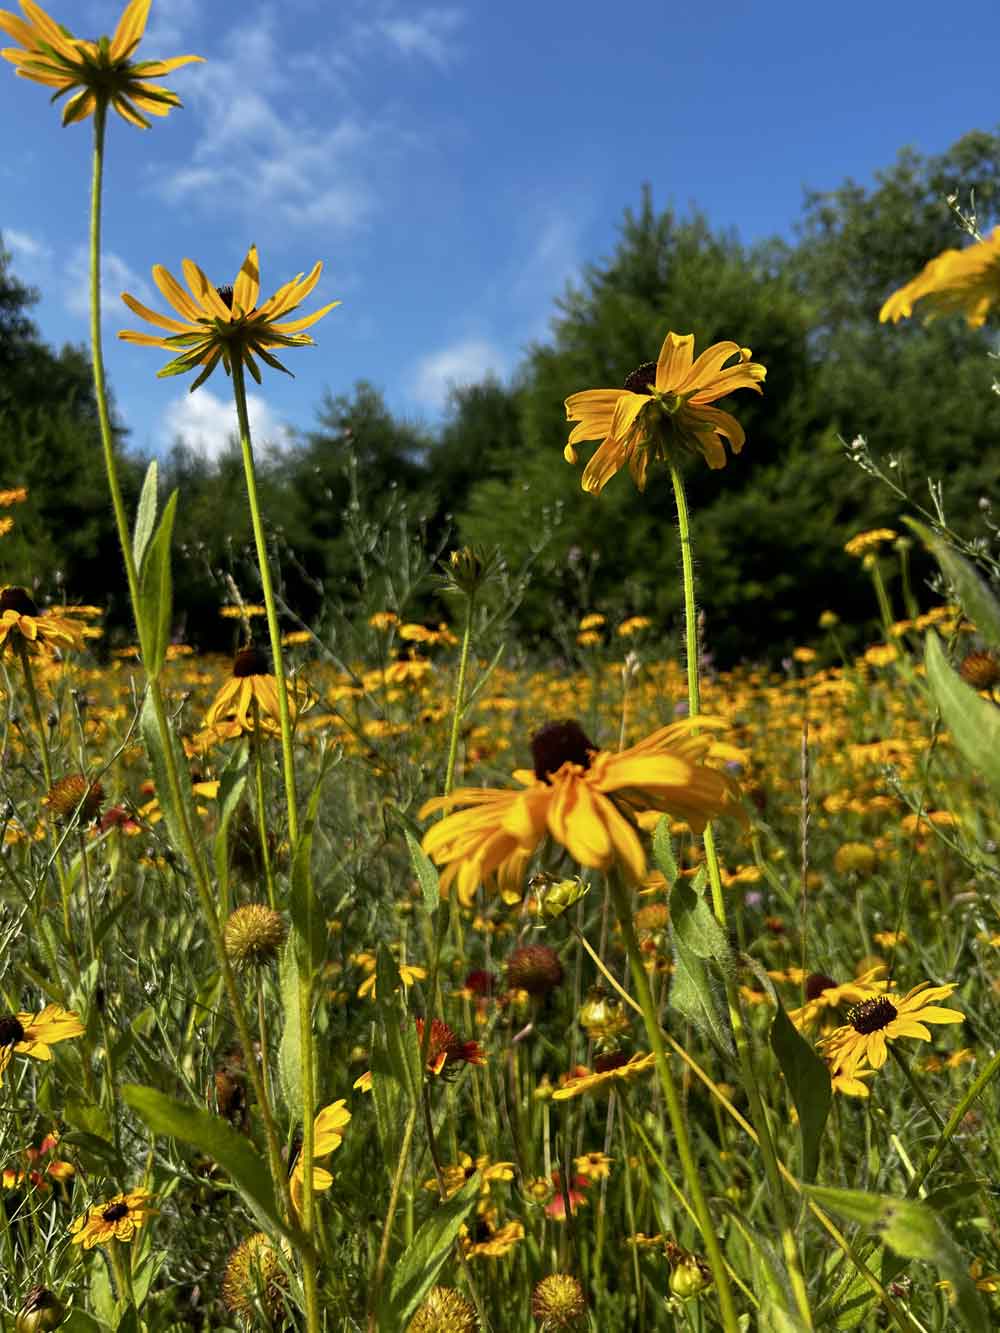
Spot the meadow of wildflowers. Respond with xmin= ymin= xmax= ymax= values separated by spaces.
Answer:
xmin=2 ymin=3 xmax=1000 ymax=1332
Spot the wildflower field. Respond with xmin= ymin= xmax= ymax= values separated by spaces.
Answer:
xmin=4 ymin=3 xmax=1000 ymax=1332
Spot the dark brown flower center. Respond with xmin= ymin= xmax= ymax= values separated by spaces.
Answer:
xmin=0 ymin=1014 xmax=25 ymax=1046
xmin=233 ymin=646 xmax=269 ymax=678
xmin=531 ymin=720 xmax=595 ymax=782
xmin=623 ymin=360 xmax=657 ymax=394
xmin=0 ymin=586 xmax=38 ymax=616
xmin=594 ymin=1049 xmax=629 ymax=1074
xmin=215 ymin=285 xmax=235 ymax=310
xmin=102 ymin=1201 xmax=129 ymax=1222
xmin=805 ymin=973 xmax=838 ymax=1002
xmin=848 ymin=996 xmax=898 ymax=1034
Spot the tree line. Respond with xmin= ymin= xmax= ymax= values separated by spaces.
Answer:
xmin=2 ymin=128 xmax=999 ymax=664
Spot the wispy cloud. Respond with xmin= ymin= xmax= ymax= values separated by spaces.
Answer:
xmin=376 ymin=8 xmax=464 ymax=66
xmin=162 ymin=388 xmax=292 ymax=460
xmin=411 ymin=337 xmax=506 ymax=410
xmin=64 ymin=246 xmax=152 ymax=324
xmin=3 ymin=228 xmax=52 ymax=264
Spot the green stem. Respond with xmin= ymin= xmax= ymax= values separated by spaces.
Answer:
xmin=229 ymin=357 xmax=318 ymax=1330
xmin=16 ymin=640 xmax=53 ymax=791
xmin=669 ymin=463 xmax=813 ymax=1328
xmin=607 ymin=869 xmax=740 ymax=1331
xmin=443 ymin=594 xmax=474 ymax=798
xmin=87 ymin=103 xmax=294 ymax=1238
xmin=250 ymin=701 xmax=277 ymax=910
xmin=369 ymin=1103 xmax=419 ymax=1332
xmin=908 ymin=1046 xmax=1000 ymax=1196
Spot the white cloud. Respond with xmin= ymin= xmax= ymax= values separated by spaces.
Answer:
xmin=156 ymin=15 xmax=374 ymax=230
xmin=64 ymin=246 xmax=153 ymax=324
xmin=412 ymin=338 xmax=505 ymax=410
xmin=377 ymin=8 xmax=464 ymax=66
xmin=162 ymin=388 xmax=292 ymax=461
xmin=3 ymin=228 xmax=52 ymax=263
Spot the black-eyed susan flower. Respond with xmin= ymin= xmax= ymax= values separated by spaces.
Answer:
xmin=203 ymin=646 xmax=311 ymax=736
xmin=420 ymin=718 xmax=743 ymax=907
xmin=564 ymin=331 xmax=765 ymax=492
xmin=0 ymin=1004 xmax=84 ymax=1082
xmin=0 ymin=586 xmax=83 ymax=654
xmin=460 ymin=1206 xmax=525 ymax=1258
xmin=119 ymin=244 xmax=339 ymax=390
xmin=843 ymin=529 xmax=897 ymax=558
xmin=0 ymin=0 xmax=202 ymax=128
xmin=551 ymin=1051 xmax=656 ymax=1100
xmin=818 ymin=982 xmax=963 ymax=1076
xmin=880 ymin=227 xmax=1000 ymax=329
xmin=574 ymin=1151 xmax=613 ymax=1181
xmin=408 ymin=1286 xmax=478 ymax=1333
xmin=424 ymin=1154 xmax=514 ymax=1200
xmin=69 ymin=1188 xmax=156 ymax=1248
xmin=787 ymin=967 xmax=888 ymax=1034
xmin=289 ymin=1100 xmax=350 ymax=1219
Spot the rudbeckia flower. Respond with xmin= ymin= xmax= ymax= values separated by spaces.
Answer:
xmin=0 ymin=1004 xmax=84 ymax=1081
xmin=69 ymin=1188 xmax=156 ymax=1248
xmin=564 ymin=331 xmax=766 ymax=493
xmin=290 ymin=1100 xmax=350 ymax=1219
xmin=203 ymin=646 xmax=313 ymax=736
xmin=786 ymin=967 xmax=888 ymax=1034
xmin=879 ymin=227 xmax=1000 ymax=329
xmin=0 ymin=586 xmax=84 ymax=654
xmin=420 ymin=718 xmax=743 ymax=907
xmin=551 ymin=1051 xmax=656 ymax=1100
xmin=817 ymin=982 xmax=963 ymax=1076
xmin=0 ymin=0 xmax=202 ymax=128
xmin=119 ymin=244 xmax=339 ymax=390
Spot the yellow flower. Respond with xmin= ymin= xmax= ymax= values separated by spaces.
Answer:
xmin=219 ymin=603 xmax=266 ymax=619
xmin=290 ymin=1100 xmax=351 ymax=1219
xmin=119 ymin=244 xmax=339 ymax=390
xmin=880 ymin=227 xmax=1000 ymax=329
xmin=356 ymin=963 xmax=426 ymax=999
xmin=425 ymin=1154 xmax=514 ymax=1200
xmin=787 ymin=967 xmax=888 ymax=1034
xmin=0 ymin=586 xmax=83 ymax=654
xmin=843 ymin=529 xmax=897 ymax=558
xmin=69 ymin=1189 xmax=156 ymax=1248
xmin=618 ymin=615 xmax=652 ymax=637
xmin=552 ymin=1052 xmax=656 ymax=1101
xmin=564 ymin=330 xmax=765 ymax=492
xmin=460 ymin=1208 xmax=525 ymax=1259
xmin=0 ymin=0 xmax=202 ymax=128
xmin=0 ymin=487 xmax=27 ymax=505
xmin=0 ymin=1004 xmax=84 ymax=1082
xmin=828 ymin=1062 xmax=876 ymax=1098
xmin=203 ymin=646 xmax=312 ymax=735
xmin=421 ymin=717 xmax=742 ymax=907
xmin=574 ymin=1151 xmax=613 ymax=1180
xmin=818 ymin=982 xmax=963 ymax=1076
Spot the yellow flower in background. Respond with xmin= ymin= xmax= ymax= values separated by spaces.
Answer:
xmin=0 ymin=0 xmax=202 ymax=128
xmin=552 ymin=1052 xmax=656 ymax=1100
xmin=0 ymin=488 xmax=28 ymax=506
xmin=818 ymin=981 xmax=963 ymax=1075
xmin=203 ymin=645 xmax=313 ymax=736
xmin=880 ymin=227 xmax=1000 ymax=329
xmin=0 ymin=586 xmax=84 ymax=654
xmin=69 ymin=1189 xmax=156 ymax=1248
xmin=420 ymin=718 xmax=743 ymax=907
xmin=119 ymin=244 xmax=339 ymax=391
xmin=0 ymin=1004 xmax=84 ymax=1081
xmin=787 ymin=967 xmax=888 ymax=1034
xmin=290 ymin=1100 xmax=351 ymax=1219
xmin=564 ymin=331 xmax=765 ymax=493
xmin=843 ymin=529 xmax=897 ymax=558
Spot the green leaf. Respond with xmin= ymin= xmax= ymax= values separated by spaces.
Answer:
xmin=384 ymin=1175 xmax=481 ymax=1326
xmin=132 ymin=459 xmax=158 ymax=571
xmin=727 ymin=1211 xmax=809 ymax=1333
xmin=122 ymin=1084 xmax=292 ymax=1243
xmin=405 ymin=829 xmax=440 ymax=916
xmin=213 ymin=741 xmax=248 ymax=918
xmin=669 ymin=935 xmax=733 ymax=1058
xmin=652 ymin=815 xmax=679 ymax=885
xmin=769 ymin=998 xmax=831 ymax=1182
xmin=907 ymin=518 xmax=1000 ymax=653
xmin=925 ymin=631 xmax=1000 ymax=795
xmin=277 ymin=938 xmax=304 ymax=1121
xmin=140 ymin=689 xmax=199 ymax=874
xmin=370 ymin=1026 xmax=409 ymax=1170
xmin=375 ymin=944 xmax=422 ymax=1098
xmin=669 ymin=873 xmax=734 ymax=973
xmin=137 ymin=488 xmax=178 ymax=679
xmin=63 ymin=1312 xmax=106 ymax=1333
xmin=805 ymin=1186 xmax=988 ymax=1333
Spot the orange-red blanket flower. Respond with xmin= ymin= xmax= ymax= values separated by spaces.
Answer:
xmin=420 ymin=718 xmax=743 ymax=906
xmin=564 ymin=331 xmax=766 ymax=493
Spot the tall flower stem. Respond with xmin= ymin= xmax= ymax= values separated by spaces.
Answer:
xmin=86 ymin=105 xmax=294 ymax=1245
xmin=606 ymin=869 xmax=740 ymax=1331
xmin=229 ymin=357 xmax=319 ymax=1330
xmin=443 ymin=593 xmax=474 ymax=799
xmin=669 ymin=463 xmax=813 ymax=1328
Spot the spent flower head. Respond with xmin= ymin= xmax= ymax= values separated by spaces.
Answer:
xmin=0 ymin=0 xmax=202 ymax=127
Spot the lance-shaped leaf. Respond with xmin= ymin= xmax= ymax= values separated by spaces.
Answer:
xmin=925 ymin=631 xmax=1000 ymax=795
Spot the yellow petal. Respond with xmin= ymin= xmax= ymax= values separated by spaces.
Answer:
xmin=654 ymin=331 xmax=694 ymax=390
xmin=182 ymin=258 xmax=231 ymax=321
xmin=110 ymin=0 xmax=150 ymax=62
xmin=153 ymin=264 xmax=204 ymax=322
xmin=565 ymin=389 xmax=621 ymax=442
xmin=581 ymin=435 xmax=626 ymax=495
xmin=233 ymin=245 xmax=261 ymax=316
xmin=19 ymin=1 xmax=78 ymax=58
xmin=121 ymin=290 xmax=191 ymax=334
xmin=270 ymin=300 xmax=341 ymax=335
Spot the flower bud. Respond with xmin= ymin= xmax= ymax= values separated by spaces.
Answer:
xmin=16 ymin=1288 xmax=65 ymax=1333
xmin=669 ymin=1254 xmax=712 ymax=1300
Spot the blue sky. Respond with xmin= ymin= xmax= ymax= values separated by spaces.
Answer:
xmin=2 ymin=0 xmax=998 ymax=461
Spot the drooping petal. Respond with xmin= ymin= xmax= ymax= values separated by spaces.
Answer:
xmin=565 ymin=389 xmax=623 ymax=444
xmin=581 ymin=434 xmax=626 ymax=495
xmin=120 ymin=290 xmax=191 ymax=334
xmin=654 ymin=331 xmax=694 ymax=390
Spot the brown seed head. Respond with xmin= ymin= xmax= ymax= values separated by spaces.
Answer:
xmin=960 ymin=650 xmax=1000 ymax=690
xmin=45 ymin=775 xmax=103 ymax=823
xmin=222 ymin=1232 xmax=287 ymax=1325
xmin=507 ymin=945 xmax=564 ymax=996
xmin=531 ymin=1274 xmax=588 ymax=1328
xmin=224 ymin=905 xmax=287 ymax=968
xmin=407 ymin=1285 xmax=479 ymax=1332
